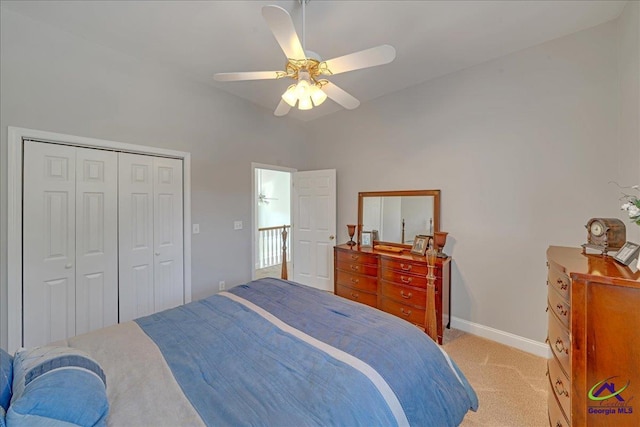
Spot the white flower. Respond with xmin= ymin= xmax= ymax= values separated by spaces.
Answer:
xmin=627 ymin=205 xmax=640 ymax=217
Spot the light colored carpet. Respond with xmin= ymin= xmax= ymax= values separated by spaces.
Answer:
xmin=442 ymin=329 xmax=548 ymax=426
xmin=255 ymin=262 xmax=291 ymax=280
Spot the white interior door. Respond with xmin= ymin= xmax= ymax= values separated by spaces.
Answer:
xmin=292 ymin=169 xmax=336 ymax=291
xmin=23 ymin=141 xmax=77 ymax=347
xmin=153 ymin=157 xmax=184 ymax=312
xmin=119 ymin=153 xmax=155 ymax=322
xmin=75 ymin=147 xmax=118 ymax=335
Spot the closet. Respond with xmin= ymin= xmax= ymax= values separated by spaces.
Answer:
xmin=22 ymin=140 xmax=184 ymax=348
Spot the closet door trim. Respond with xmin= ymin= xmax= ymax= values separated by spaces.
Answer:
xmin=7 ymin=126 xmax=192 ymax=353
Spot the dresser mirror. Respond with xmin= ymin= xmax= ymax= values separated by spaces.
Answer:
xmin=358 ymin=190 xmax=440 ymax=247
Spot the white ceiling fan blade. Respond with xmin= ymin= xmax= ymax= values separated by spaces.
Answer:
xmin=323 ymin=82 xmax=360 ymax=110
xmin=274 ymin=99 xmax=292 ymax=116
xmin=214 ymin=71 xmax=281 ymax=82
xmin=262 ymin=5 xmax=306 ymax=60
xmin=323 ymin=45 xmax=396 ymax=75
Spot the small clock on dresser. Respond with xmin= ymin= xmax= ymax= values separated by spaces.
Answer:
xmin=583 ymin=217 xmax=626 ymax=254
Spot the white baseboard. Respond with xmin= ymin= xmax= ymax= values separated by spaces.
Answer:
xmin=450 ymin=316 xmax=550 ymax=358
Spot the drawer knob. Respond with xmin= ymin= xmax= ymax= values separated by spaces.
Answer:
xmin=400 ymin=307 xmax=412 ymax=317
xmin=400 ymin=263 xmax=412 ymax=271
xmin=350 ymin=255 xmax=359 ymax=260
xmin=400 ymin=276 xmax=412 ymax=284
xmin=350 ymin=292 xmax=359 ymax=299
xmin=400 ymin=290 xmax=412 ymax=299
xmin=350 ymin=278 xmax=359 ymax=284
xmin=350 ymin=265 xmax=360 ymax=271
xmin=555 ymin=338 xmax=569 ymax=355
xmin=554 ymin=379 xmax=569 ymax=397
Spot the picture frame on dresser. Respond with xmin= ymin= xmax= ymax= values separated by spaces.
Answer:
xmin=612 ymin=241 xmax=640 ymax=266
xmin=360 ymin=231 xmax=372 ymax=247
xmin=410 ymin=235 xmax=428 ymax=256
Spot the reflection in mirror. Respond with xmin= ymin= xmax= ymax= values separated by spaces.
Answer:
xmin=362 ymin=197 xmax=434 ymax=244
xmin=358 ymin=190 xmax=440 ymax=247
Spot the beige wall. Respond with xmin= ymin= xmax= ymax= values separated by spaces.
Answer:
xmin=307 ymin=16 xmax=637 ymax=349
xmin=0 ymin=8 xmax=310 ymax=350
xmin=1 ymin=4 xmax=638 ymax=352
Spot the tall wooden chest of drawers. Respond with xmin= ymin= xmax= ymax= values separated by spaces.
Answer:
xmin=334 ymin=244 xmax=451 ymax=344
xmin=546 ymin=246 xmax=640 ymax=427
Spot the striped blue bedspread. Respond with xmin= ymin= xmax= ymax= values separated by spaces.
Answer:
xmin=135 ymin=278 xmax=478 ymax=426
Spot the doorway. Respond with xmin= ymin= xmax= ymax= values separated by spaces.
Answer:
xmin=252 ymin=164 xmax=294 ymax=280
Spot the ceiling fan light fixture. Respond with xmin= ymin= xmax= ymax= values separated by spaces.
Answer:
xmin=310 ymin=85 xmax=327 ymax=106
xmin=298 ymin=95 xmax=313 ymax=110
xmin=282 ymin=84 xmax=298 ymax=107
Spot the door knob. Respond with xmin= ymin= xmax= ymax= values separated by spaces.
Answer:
xmin=155 ymin=252 xmax=160 ymax=256
xmin=65 ymin=263 xmax=73 ymax=269
xmin=329 ymin=235 xmax=335 ymax=240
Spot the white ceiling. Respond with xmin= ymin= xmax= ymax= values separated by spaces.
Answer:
xmin=2 ymin=0 xmax=627 ymax=121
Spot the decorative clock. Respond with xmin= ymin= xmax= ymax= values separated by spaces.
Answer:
xmin=583 ymin=218 xmax=626 ymax=254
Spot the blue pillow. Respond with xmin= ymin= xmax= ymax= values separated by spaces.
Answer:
xmin=0 ymin=349 xmax=11 ymax=412
xmin=7 ymin=346 xmax=109 ymax=427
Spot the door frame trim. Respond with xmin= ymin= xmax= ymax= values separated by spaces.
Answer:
xmin=7 ymin=126 xmax=192 ymax=353
xmin=250 ymin=163 xmax=296 ymax=281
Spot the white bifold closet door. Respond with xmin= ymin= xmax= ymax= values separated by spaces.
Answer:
xmin=23 ymin=141 xmax=118 ymax=348
xmin=118 ymin=153 xmax=184 ymax=323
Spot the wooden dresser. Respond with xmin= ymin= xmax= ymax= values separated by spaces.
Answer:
xmin=334 ymin=244 xmax=451 ymax=344
xmin=546 ymin=246 xmax=640 ymax=427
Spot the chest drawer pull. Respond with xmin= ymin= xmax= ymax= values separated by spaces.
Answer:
xmin=556 ymin=278 xmax=568 ymax=290
xmin=555 ymin=338 xmax=569 ymax=355
xmin=350 ymin=278 xmax=359 ymax=284
xmin=350 ymin=265 xmax=360 ymax=271
xmin=554 ymin=379 xmax=569 ymax=397
xmin=400 ymin=307 xmax=412 ymax=317
xmin=350 ymin=255 xmax=359 ymax=260
xmin=556 ymin=303 xmax=568 ymax=317
xmin=400 ymin=290 xmax=412 ymax=299
xmin=400 ymin=276 xmax=413 ymax=284
xmin=350 ymin=292 xmax=359 ymax=299
xmin=400 ymin=263 xmax=412 ymax=271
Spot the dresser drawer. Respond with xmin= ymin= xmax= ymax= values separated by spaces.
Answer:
xmin=337 ymin=261 xmax=378 ymax=276
xmin=548 ymin=356 xmax=571 ymax=422
xmin=380 ymin=281 xmax=426 ymax=309
xmin=381 ymin=269 xmax=428 ymax=288
xmin=548 ymin=309 xmax=570 ymax=377
xmin=381 ymin=258 xmax=430 ymax=276
xmin=336 ymin=250 xmax=378 ymax=266
xmin=380 ymin=298 xmax=425 ymax=325
xmin=336 ymin=270 xmax=377 ymax=293
xmin=336 ymin=285 xmax=377 ymax=308
xmin=548 ymin=264 xmax=570 ymax=301
xmin=548 ymin=286 xmax=570 ymax=329
xmin=548 ymin=379 xmax=570 ymax=427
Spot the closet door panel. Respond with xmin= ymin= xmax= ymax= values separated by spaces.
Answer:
xmin=23 ymin=141 xmax=77 ymax=347
xmin=75 ymin=147 xmax=118 ymax=335
xmin=119 ymin=153 xmax=155 ymax=323
xmin=153 ymin=157 xmax=184 ymax=311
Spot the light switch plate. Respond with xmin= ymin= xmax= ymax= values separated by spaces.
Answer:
xmin=192 ymin=224 xmax=200 ymax=234
xmin=234 ymin=221 xmax=243 ymax=230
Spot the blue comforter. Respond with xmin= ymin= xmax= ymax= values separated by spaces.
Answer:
xmin=135 ymin=278 xmax=477 ymax=426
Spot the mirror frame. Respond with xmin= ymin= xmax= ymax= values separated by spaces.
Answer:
xmin=357 ymin=189 xmax=441 ymax=248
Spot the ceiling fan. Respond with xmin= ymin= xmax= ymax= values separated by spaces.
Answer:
xmin=214 ymin=1 xmax=396 ymax=116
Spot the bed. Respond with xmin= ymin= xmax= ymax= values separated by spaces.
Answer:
xmin=2 ymin=278 xmax=478 ymax=426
